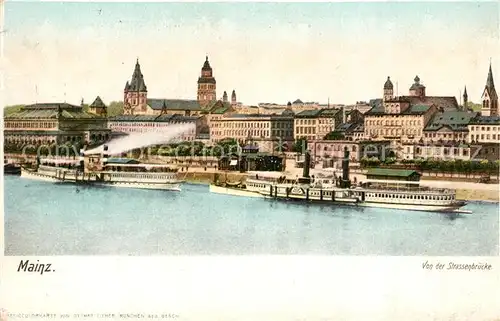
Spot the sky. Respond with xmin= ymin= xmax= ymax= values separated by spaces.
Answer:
xmin=1 ymin=1 xmax=499 ymax=107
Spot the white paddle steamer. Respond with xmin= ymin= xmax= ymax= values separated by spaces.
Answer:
xmin=21 ymin=145 xmax=182 ymax=191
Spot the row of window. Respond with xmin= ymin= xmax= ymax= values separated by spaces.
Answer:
xmin=366 ymin=119 xmax=422 ymax=126
xmin=470 ymin=134 xmax=499 ymax=141
xmin=295 ymin=119 xmax=316 ymax=125
xmin=222 ymin=130 xmax=270 ymax=137
xmin=296 ymin=126 xmax=317 ymax=135
xmin=110 ymin=121 xmax=195 ymax=127
xmin=424 ymin=132 xmax=466 ymax=138
xmin=470 ymin=126 xmax=499 ymax=131
xmin=5 ymin=122 xmax=58 ymax=129
xmin=367 ymin=193 xmax=453 ymax=201
xmin=317 ymin=145 xmax=357 ymax=152
xmin=109 ymin=173 xmax=176 ymax=179
xmin=366 ymin=129 xmax=421 ymax=136
xmin=414 ymin=147 xmax=469 ymax=156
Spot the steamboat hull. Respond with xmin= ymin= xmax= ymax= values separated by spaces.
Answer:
xmin=209 ymin=184 xmax=264 ymax=198
xmin=209 ymin=184 xmax=468 ymax=214
xmin=21 ymin=168 xmax=182 ymax=191
xmin=92 ymin=181 xmax=181 ymax=191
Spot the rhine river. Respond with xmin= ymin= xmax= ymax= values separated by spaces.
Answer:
xmin=4 ymin=175 xmax=499 ymax=256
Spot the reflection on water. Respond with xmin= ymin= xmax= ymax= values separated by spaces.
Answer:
xmin=4 ymin=176 xmax=499 ymax=256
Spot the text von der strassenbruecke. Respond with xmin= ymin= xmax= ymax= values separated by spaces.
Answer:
xmin=422 ymin=260 xmax=492 ymax=271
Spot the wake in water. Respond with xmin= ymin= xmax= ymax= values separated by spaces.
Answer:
xmin=84 ymin=123 xmax=196 ymax=155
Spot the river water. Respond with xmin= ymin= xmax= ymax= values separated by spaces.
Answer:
xmin=4 ymin=175 xmax=499 ymax=255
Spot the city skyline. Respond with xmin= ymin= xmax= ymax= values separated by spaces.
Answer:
xmin=2 ymin=1 xmax=499 ymax=107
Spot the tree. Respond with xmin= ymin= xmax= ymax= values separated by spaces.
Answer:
xmin=292 ymin=137 xmax=307 ymax=153
xmin=3 ymin=105 xmax=25 ymax=116
xmin=107 ymin=101 xmax=124 ymax=116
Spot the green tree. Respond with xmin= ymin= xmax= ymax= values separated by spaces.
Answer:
xmin=3 ymin=104 xmax=25 ymax=116
xmin=107 ymin=101 xmax=124 ymax=116
xmin=292 ymin=137 xmax=307 ymax=153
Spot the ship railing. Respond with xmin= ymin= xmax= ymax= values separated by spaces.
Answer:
xmin=360 ymin=185 xmax=455 ymax=194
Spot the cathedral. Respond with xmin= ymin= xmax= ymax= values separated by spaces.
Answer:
xmin=122 ymin=57 xmax=238 ymax=116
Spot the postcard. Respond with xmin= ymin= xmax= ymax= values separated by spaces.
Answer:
xmin=1 ymin=1 xmax=499 ymax=320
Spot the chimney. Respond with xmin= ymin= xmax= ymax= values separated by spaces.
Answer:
xmin=302 ymin=140 xmax=310 ymax=178
xmin=341 ymin=146 xmax=351 ymax=188
xmin=79 ymin=148 xmax=85 ymax=171
xmin=342 ymin=106 xmax=346 ymax=124
xmin=102 ymin=145 xmax=109 ymax=167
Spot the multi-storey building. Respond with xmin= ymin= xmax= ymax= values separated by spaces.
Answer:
xmin=401 ymin=142 xmax=499 ymax=162
xmin=294 ymin=108 xmax=343 ymax=141
xmin=423 ymin=110 xmax=478 ymax=143
xmin=364 ymin=75 xmax=459 ymax=142
xmin=468 ymin=115 xmax=500 ymax=144
xmin=3 ymin=101 xmax=110 ymax=146
xmin=209 ymin=112 xmax=294 ymax=146
xmin=307 ymin=140 xmax=392 ymax=165
xmin=108 ymin=114 xmax=203 ymax=141
xmin=258 ymin=99 xmax=327 ymax=115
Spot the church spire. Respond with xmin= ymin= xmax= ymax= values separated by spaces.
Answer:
xmin=481 ymin=61 xmax=499 ymax=116
xmin=128 ymin=58 xmax=147 ymax=92
xmin=486 ymin=62 xmax=495 ymax=90
xmin=463 ymin=85 xmax=468 ymax=110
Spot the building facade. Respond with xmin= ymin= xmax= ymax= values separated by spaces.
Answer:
xmin=209 ymin=112 xmax=294 ymax=144
xmin=364 ymin=75 xmax=459 ymax=142
xmin=4 ymin=102 xmax=110 ymax=146
xmin=307 ymin=140 xmax=392 ymax=164
xmin=294 ymin=108 xmax=343 ymax=141
xmin=423 ymin=111 xmax=478 ymax=143
xmin=468 ymin=115 xmax=500 ymax=144
xmin=108 ymin=114 xmax=204 ymax=141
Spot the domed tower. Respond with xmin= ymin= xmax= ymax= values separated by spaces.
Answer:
xmin=197 ymin=56 xmax=216 ymax=107
xmin=123 ymin=58 xmax=148 ymax=115
xmin=222 ymin=91 xmax=228 ymax=103
xmin=383 ymin=76 xmax=394 ymax=102
xmin=231 ymin=90 xmax=237 ymax=105
xmin=409 ymin=75 xmax=426 ymax=97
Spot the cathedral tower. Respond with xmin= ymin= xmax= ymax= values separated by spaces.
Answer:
xmin=481 ymin=62 xmax=498 ymax=116
xmin=197 ymin=56 xmax=216 ymax=107
xmin=123 ymin=59 xmax=148 ymax=115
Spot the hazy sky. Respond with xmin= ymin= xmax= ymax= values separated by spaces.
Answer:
xmin=2 ymin=1 xmax=499 ymax=107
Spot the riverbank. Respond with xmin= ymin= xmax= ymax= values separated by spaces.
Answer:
xmin=180 ymin=169 xmax=499 ymax=202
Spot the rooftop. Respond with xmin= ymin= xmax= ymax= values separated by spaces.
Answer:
xmin=425 ymin=111 xmax=479 ymax=131
xmin=470 ymin=115 xmax=500 ymax=125
xmin=147 ymin=99 xmax=202 ymax=111
xmin=109 ymin=114 xmax=200 ymax=122
xmin=106 ymin=158 xmax=141 ymax=165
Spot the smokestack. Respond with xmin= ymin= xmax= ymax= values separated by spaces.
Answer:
xmin=341 ymin=146 xmax=351 ymax=188
xmin=302 ymin=140 xmax=310 ymax=178
xmin=102 ymin=145 xmax=109 ymax=167
xmin=79 ymin=148 xmax=85 ymax=171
